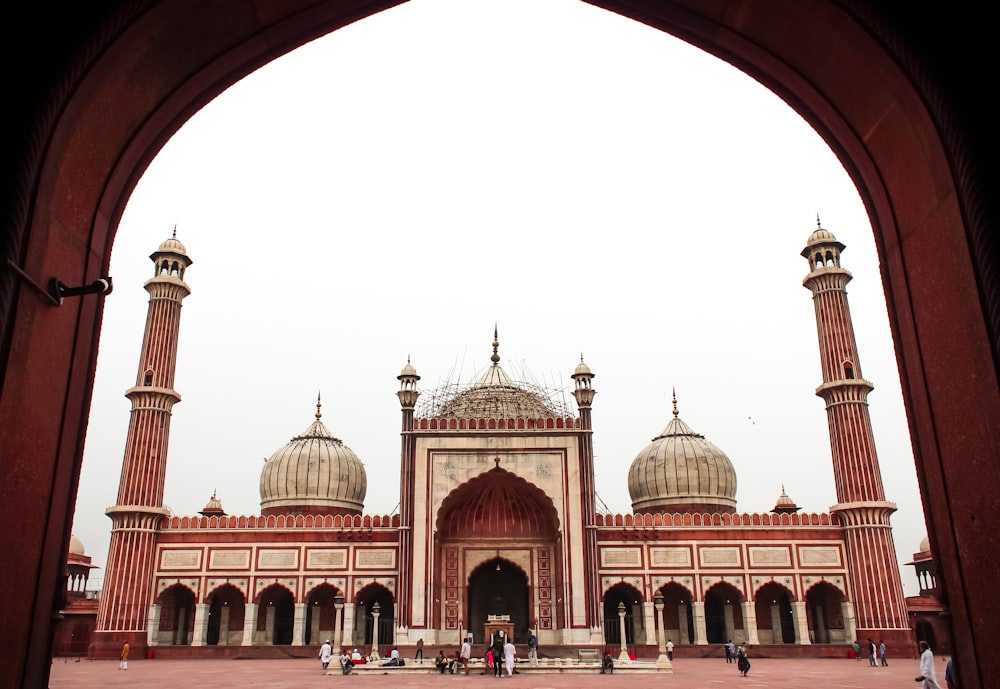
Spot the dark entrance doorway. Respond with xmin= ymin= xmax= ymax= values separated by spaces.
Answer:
xmin=258 ymin=585 xmax=294 ymax=645
xmin=467 ymin=558 xmax=529 ymax=643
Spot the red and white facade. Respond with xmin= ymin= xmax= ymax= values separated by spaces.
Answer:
xmin=90 ymin=227 xmax=914 ymax=658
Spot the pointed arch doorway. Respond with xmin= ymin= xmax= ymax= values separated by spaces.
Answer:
xmin=436 ymin=466 xmax=561 ymax=643
xmin=467 ymin=558 xmax=529 ymax=644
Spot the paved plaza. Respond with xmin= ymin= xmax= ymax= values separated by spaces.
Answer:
xmin=49 ymin=655 xmax=947 ymax=689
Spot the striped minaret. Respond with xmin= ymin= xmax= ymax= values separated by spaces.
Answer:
xmin=91 ymin=231 xmax=192 ymax=657
xmin=801 ymin=221 xmax=910 ymax=647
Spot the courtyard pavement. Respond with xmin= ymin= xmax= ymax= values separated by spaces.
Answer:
xmin=49 ymin=655 xmax=949 ymax=689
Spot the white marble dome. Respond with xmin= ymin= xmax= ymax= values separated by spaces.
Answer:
xmin=628 ymin=406 xmax=738 ymax=514
xmin=259 ymin=401 xmax=366 ymax=516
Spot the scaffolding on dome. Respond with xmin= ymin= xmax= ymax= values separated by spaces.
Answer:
xmin=415 ymin=364 xmax=575 ymax=420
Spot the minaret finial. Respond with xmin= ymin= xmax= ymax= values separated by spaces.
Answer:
xmin=672 ymin=387 xmax=679 ymax=417
xmin=172 ymin=224 xmax=178 ymax=239
xmin=316 ymin=391 xmax=322 ymax=419
xmin=816 ymin=213 xmax=821 ymax=229
xmin=491 ymin=324 xmax=500 ymax=365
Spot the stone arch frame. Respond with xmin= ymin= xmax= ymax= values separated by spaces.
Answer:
xmin=255 ymin=583 xmax=295 ymax=646
xmin=355 ymin=582 xmax=395 ymax=651
xmin=654 ymin=580 xmax=695 ymax=645
xmin=205 ymin=582 xmax=246 ymax=647
xmin=752 ymin=580 xmax=797 ymax=645
xmin=602 ymin=581 xmax=645 ymax=648
xmin=1 ymin=3 xmax=996 ymax=686
xmin=154 ymin=582 xmax=196 ymax=646
xmin=304 ymin=582 xmax=343 ymax=647
xmin=804 ymin=580 xmax=848 ymax=645
xmin=466 ymin=556 xmax=532 ymax=644
xmin=703 ymin=580 xmax=745 ymax=645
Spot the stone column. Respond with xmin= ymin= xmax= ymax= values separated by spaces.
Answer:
xmin=372 ymin=602 xmax=381 ymax=652
xmin=190 ymin=604 xmax=209 ymax=646
xmin=343 ymin=602 xmax=356 ymax=649
xmin=842 ymin=602 xmax=857 ymax=645
xmin=770 ymin=604 xmax=782 ymax=643
xmin=741 ymin=602 xmax=759 ymax=645
xmin=175 ymin=607 xmax=188 ymax=645
xmin=292 ymin=603 xmax=307 ymax=646
xmin=678 ymin=605 xmax=689 ymax=644
xmin=793 ymin=602 xmax=811 ymax=645
xmin=813 ymin=603 xmax=827 ymax=643
xmin=147 ymin=605 xmax=161 ymax=647
xmin=219 ymin=606 xmax=231 ymax=646
xmin=617 ymin=602 xmax=630 ymax=663
xmin=724 ymin=604 xmax=735 ymax=641
xmin=653 ymin=595 xmax=671 ymax=668
xmin=264 ymin=605 xmax=275 ymax=643
xmin=642 ymin=601 xmax=656 ymax=647
xmin=310 ymin=605 xmax=321 ymax=646
xmin=242 ymin=604 xmax=258 ymax=646
xmin=333 ymin=597 xmax=345 ymax=651
xmin=691 ymin=602 xmax=708 ymax=645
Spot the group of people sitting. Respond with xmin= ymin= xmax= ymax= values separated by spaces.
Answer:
xmin=337 ymin=646 xmax=405 ymax=673
xmin=432 ymin=635 xmax=518 ymax=676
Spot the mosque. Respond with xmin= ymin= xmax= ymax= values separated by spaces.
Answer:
xmin=83 ymin=225 xmax=917 ymax=659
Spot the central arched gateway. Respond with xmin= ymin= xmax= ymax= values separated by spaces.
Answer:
xmin=435 ymin=467 xmax=561 ymax=644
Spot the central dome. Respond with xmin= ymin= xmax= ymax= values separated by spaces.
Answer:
xmin=259 ymin=398 xmax=366 ymax=516
xmin=628 ymin=397 xmax=737 ymax=514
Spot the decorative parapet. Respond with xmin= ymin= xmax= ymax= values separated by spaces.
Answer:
xmin=162 ymin=513 xmax=401 ymax=530
xmin=594 ymin=512 xmax=834 ymax=528
xmin=413 ymin=416 xmax=581 ymax=431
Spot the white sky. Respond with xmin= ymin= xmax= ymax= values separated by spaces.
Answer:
xmin=72 ymin=0 xmax=927 ymax=596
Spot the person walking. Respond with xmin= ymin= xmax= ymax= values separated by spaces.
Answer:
xmin=879 ymin=640 xmax=888 ymax=666
xmin=736 ymin=644 xmax=750 ymax=677
xmin=503 ymin=638 xmax=516 ymax=677
xmin=666 ymin=639 xmax=674 ymax=662
xmin=318 ymin=639 xmax=333 ymax=671
xmin=415 ymin=638 xmax=424 ymax=662
xmin=491 ymin=634 xmax=505 ymax=677
xmin=915 ymin=641 xmax=943 ymax=689
xmin=459 ymin=638 xmax=472 ymax=676
xmin=527 ymin=630 xmax=538 ymax=665
xmin=119 ymin=640 xmax=129 ymax=670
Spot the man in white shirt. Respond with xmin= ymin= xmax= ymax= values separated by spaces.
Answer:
xmin=459 ymin=638 xmax=472 ymax=676
xmin=503 ymin=639 xmax=516 ymax=676
xmin=915 ymin=641 xmax=943 ymax=689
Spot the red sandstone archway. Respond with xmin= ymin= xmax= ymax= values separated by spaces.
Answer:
xmin=0 ymin=4 xmax=996 ymax=688
xmin=436 ymin=467 xmax=560 ymax=538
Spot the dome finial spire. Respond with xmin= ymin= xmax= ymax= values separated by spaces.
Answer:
xmin=672 ymin=387 xmax=679 ymax=417
xmin=491 ymin=324 xmax=500 ymax=365
xmin=816 ymin=213 xmax=821 ymax=229
xmin=316 ymin=391 xmax=322 ymax=419
xmin=172 ymin=224 xmax=178 ymax=239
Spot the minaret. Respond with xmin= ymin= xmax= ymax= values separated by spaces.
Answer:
xmin=396 ymin=356 xmax=420 ymax=628
xmin=92 ymin=231 xmax=192 ymax=656
xmin=571 ymin=356 xmax=601 ymax=629
xmin=801 ymin=221 xmax=910 ymax=645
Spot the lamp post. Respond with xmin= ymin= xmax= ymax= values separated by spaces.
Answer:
xmin=617 ymin=602 xmax=630 ymax=664
xmin=371 ymin=602 xmax=381 ymax=655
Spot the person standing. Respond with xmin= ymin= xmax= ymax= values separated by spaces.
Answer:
xmin=945 ymin=656 xmax=959 ymax=689
xmin=491 ymin=633 xmax=505 ymax=677
xmin=527 ymin=630 xmax=538 ymax=665
xmin=504 ymin=638 xmax=516 ymax=677
xmin=915 ymin=641 xmax=943 ymax=689
xmin=724 ymin=640 xmax=733 ymax=663
xmin=460 ymin=637 xmax=472 ymax=676
xmin=415 ymin=638 xmax=424 ymax=662
xmin=666 ymin=639 xmax=674 ymax=661
xmin=319 ymin=639 xmax=333 ymax=671
xmin=119 ymin=640 xmax=129 ymax=670
xmin=852 ymin=640 xmax=861 ymax=660
xmin=879 ymin=640 xmax=888 ymax=666
xmin=868 ymin=638 xmax=877 ymax=666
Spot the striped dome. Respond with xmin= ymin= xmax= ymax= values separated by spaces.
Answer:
xmin=259 ymin=402 xmax=366 ymax=516
xmin=628 ymin=408 xmax=737 ymax=515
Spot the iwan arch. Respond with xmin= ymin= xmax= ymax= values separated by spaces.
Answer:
xmin=0 ymin=3 xmax=995 ymax=688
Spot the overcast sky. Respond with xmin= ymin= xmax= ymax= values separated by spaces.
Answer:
xmin=72 ymin=0 xmax=927 ymax=595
